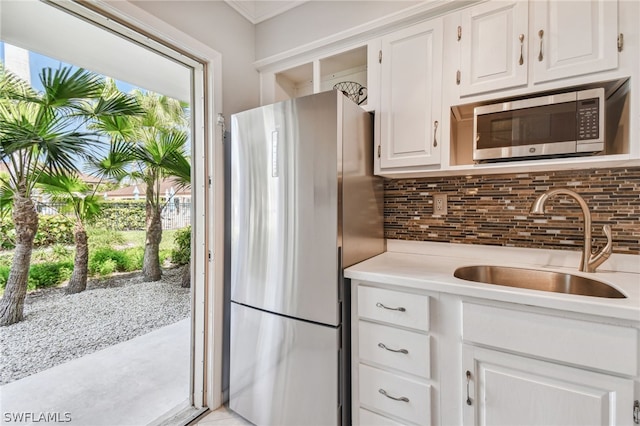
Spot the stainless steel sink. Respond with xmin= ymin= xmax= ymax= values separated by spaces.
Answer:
xmin=453 ymin=265 xmax=626 ymax=299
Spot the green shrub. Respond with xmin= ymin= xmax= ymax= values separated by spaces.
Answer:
xmin=0 ymin=218 xmax=15 ymax=250
xmin=0 ymin=253 xmax=11 ymax=268
xmin=97 ymin=259 xmax=117 ymax=276
xmin=90 ymin=202 xmax=146 ymax=231
xmin=122 ymin=247 xmax=144 ymax=271
xmin=31 ymin=244 xmax=74 ymax=264
xmin=89 ymin=247 xmax=129 ymax=275
xmin=170 ymin=226 xmax=191 ymax=266
xmin=51 ymin=244 xmax=74 ymax=262
xmin=0 ymin=265 xmax=9 ymax=289
xmin=0 ymin=215 xmax=74 ymax=250
xmin=34 ymin=216 xmax=74 ymax=247
xmin=26 ymin=261 xmax=73 ymax=290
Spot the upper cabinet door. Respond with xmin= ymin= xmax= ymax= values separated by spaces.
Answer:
xmin=532 ymin=0 xmax=618 ymax=84
xmin=459 ymin=1 xmax=528 ymax=96
xmin=379 ymin=19 xmax=443 ymax=169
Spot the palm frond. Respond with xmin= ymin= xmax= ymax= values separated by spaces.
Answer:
xmin=39 ymin=67 xmax=104 ymax=108
xmin=84 ymin=139 xmax=136 ymax=182
xmin=0 ymin=62 xmax=37 ymax=101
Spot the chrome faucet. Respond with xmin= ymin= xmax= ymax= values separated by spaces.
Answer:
xmin=530 ymin=188 xmax=612 ymax=273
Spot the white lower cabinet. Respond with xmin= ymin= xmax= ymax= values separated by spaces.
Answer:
xmin=462 ymin=345 xmax=634 ymax=426
xmin=352 ymin=283 xmax=433 ymax=425
xmin=351 ymin=280 xmax=640 ymax=426
xmin=360 ymin=364 xmax=432 ymax=425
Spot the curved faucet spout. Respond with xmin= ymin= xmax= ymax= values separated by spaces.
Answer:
xmin=529 ymin=188 xmax=612 ymax=273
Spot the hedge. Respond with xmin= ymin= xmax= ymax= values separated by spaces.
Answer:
xmin=89 ymin=202 xmax=146 ymax=231
xmin=0 ymin=215 xmax=74 ymax=250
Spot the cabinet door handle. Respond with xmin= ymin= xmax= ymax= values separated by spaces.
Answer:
xmin=518 ymin=34 xmax=525 ymax=65
xmin=378 ymin=342 xmax=409 ymax=354
xmin=538 ymin=29 xmax=544 ymax=61
xmin=379 ymin=388 xmax=409 ymax=402
xmin=433 ymin=120 xmax=439 ymax=147
xmin=376 ymin=302 xmax=406 ymax=312
xmin=466 ymin=370 xmax=472 ymax=406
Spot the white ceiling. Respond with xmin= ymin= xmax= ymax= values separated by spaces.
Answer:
xmin=224 ymin=0 xmax=308 ymax=24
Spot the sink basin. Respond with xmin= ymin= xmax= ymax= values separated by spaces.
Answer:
xmin=453 ymin=265 xmax=626 ymax=299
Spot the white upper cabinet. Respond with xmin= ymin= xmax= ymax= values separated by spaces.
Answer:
xmin=378 ymin=19 xmax=443 ymax=170
xmin=459 ymin=1 xmax=529 ymax=96
xmin=531 ymin=0 xmax=618 ymax=83
xmin=458 ymin=0 xmax=619 ymax=96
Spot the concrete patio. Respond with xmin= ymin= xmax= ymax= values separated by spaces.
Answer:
xmin=0 ymin=319 xmax=190 ymax=425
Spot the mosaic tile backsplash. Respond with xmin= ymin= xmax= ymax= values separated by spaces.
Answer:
xmin=385 ymin=167 xmax=640 ymax=255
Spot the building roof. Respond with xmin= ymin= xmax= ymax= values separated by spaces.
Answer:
xmin=103 ymin=178 xmax=190 ymax=199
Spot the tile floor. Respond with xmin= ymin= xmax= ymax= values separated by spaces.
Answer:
xmin=191 ymin=406 xmax=252 ymax=425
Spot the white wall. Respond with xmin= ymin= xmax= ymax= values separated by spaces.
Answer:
xmin=255 ymin=1 xmax=421 ymax=61
xmin=130 ymin=0 xmax=260 ymax=116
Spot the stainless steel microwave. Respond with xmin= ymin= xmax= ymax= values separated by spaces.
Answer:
xmin=473 ymin=88 xmax=605 ymax=162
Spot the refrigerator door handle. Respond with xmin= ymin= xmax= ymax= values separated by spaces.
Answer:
xmin=271 ymin=130 xmax=279 ymax=177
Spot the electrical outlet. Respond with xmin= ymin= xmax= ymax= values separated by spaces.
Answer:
xmin=434 ymin=194 xmax=448 ymax=215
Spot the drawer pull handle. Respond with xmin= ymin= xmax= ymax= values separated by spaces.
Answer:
xmin=378 ymin=343 xmax=409 ymax=354
xmin=379 ymin=388 xmax=409 ymax=403
xmin=376 ymin=302 xmax=406 ymax=312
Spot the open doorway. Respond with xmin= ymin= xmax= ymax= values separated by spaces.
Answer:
xmin=0 ymin=1 xmax=220 ymax=424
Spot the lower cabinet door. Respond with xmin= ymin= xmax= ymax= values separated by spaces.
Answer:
xmin=359 ymin=364 xmax=431 ymax=425
xmin=462 ymin=345 xmax=635 ymax=426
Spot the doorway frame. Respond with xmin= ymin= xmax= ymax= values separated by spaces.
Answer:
xmin=49 ymin=0 xmax=225 ymax=411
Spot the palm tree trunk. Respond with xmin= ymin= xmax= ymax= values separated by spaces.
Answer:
xmin=66 ymin=221 xmax=88 ymax=294
xmin=181 ymin=261 xmax=191 ymax=288
xmin=143 ymin=205 xmax=163 ymax=281
xmin=0 ymin=196 xmax=39 ymax=326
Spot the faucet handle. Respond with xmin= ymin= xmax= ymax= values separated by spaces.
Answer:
xmin=588 ymin=224 xmax=612 ymax=272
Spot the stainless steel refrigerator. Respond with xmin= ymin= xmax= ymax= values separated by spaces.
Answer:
xmin=229 ymin=90 xmax=384 ymax=425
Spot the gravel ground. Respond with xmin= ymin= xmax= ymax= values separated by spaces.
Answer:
xmin=0 ymin=267 xmax=190 ymax=385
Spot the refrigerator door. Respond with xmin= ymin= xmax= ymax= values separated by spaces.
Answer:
xmin=231 ymin=91 xmax=340 ymax=325
xmin=229 ymin=302 xmax=341 ymax=426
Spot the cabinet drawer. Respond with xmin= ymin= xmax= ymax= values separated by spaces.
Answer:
xmin=358 ymin=286 xmax=429 ymax=331
xmin=359 ymin=408 xmax=404 ymax=426
xmin=462 ymin=302 xmax=639 ymax=376
xmin=359 ymin=364 xmax=431 ymax=425
xmin=359 ymin=321 xmax=430 ymax=379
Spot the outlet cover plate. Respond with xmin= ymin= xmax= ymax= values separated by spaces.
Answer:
xmin=434 ymin=194 xmax=447 ymax=215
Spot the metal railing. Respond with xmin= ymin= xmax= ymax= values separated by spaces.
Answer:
xmin=36 ymin=201 xmax=192 ymax=231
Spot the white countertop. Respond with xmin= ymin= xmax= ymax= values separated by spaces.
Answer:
xmin=345 ymin=240 xmax=640 ymax=322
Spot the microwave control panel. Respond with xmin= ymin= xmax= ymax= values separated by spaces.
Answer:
xmin=577 ymin=98 xmax=600 ymax=141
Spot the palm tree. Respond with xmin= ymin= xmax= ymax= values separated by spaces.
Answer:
xmin=0 ymin=64 xmax=142 ymax=325
xmin=36 ymin=172 xmax=101 ymax=294
xmin=93 ymin=91 xmax=190 ymax=282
